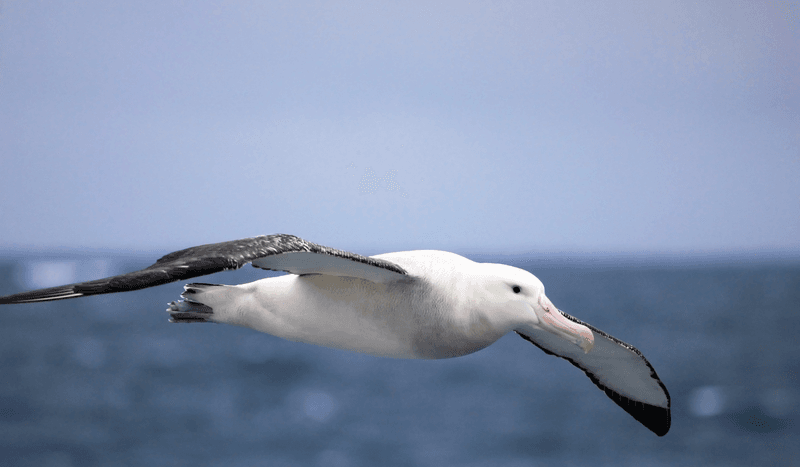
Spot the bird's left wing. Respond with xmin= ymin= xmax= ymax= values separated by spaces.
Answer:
xmin=0 ymin=234 xmax=408 ymax=304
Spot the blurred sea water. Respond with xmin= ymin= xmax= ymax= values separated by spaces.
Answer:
xmin=0 ymin=253 xmax=798 ymax=466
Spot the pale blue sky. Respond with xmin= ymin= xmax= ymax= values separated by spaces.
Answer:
xmin=1 ymin=1 xmax=798 ymax=255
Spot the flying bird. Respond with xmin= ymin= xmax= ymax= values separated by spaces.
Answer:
xmin=0 ymin=234 xmax=670 ymax=435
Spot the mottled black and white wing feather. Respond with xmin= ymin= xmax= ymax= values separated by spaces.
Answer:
xmin=0 ymin=234 xmax=408 ymax=304
xmin=517 ymin=309 xmax=671 ymax=436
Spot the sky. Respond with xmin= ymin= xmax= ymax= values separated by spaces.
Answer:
xmin=1 ymin=1 xmax=798 ymax=256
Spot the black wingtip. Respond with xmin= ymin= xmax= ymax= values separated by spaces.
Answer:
xmin=0 ymin=286 xmax=83 ymax=304
xmin=601 ymin=385 xmax=671 ymax=436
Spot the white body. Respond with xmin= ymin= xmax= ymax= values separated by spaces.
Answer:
xmin=203 ymin=251 xmax=524 ymax=359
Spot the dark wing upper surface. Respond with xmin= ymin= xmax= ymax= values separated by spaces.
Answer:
xmin=0 ymin=234 xmax=408 ymax=304
xmin=517 ymin=309 xmax=671 ymax=437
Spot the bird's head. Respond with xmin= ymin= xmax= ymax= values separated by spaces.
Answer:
xmin=475 ymin=263 xmax=594 ymax=354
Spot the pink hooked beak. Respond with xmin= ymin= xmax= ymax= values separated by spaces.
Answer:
xmin=538 ymin=294 xmax=595 ymax=353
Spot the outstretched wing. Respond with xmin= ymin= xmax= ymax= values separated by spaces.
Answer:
xmin=517 ymin=309 xmax=671 ymax=437
xmin=0 ymin=234 xmax=408 ymax=304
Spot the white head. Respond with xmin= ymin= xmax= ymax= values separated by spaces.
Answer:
xmin=474 ymin=263 xmax=594 ymax=354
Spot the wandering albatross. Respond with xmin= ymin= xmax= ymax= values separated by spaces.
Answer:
xmin=0 ymin=234 xmax=670 ymax=436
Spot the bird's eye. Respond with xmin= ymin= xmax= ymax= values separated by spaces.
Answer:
xmin=512 ymin=286 xmax=521 ymax=294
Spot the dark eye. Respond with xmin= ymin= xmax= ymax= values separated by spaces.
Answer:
xmin=512 ymin=286 xmax=521 ymax=294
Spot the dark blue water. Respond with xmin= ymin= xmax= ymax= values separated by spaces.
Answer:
xmin=0 ymin=254 xmax=798 ymax=466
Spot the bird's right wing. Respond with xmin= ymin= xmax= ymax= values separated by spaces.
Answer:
xmin=517 ymin=308 xmax=671 ymax=436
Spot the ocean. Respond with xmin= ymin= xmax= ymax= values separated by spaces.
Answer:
xmin=0 ymin=253 xmax=797 ymax=466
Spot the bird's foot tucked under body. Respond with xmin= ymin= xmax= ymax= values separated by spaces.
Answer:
xmin=166 ymin=283 xmax=217 ymax=322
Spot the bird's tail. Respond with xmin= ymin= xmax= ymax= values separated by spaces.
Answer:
xmin=166 ymin=283 xmax=230 ymax=323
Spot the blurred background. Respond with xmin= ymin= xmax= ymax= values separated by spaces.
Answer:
xmin=0 ymin=1 xmax=798 ymax=466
